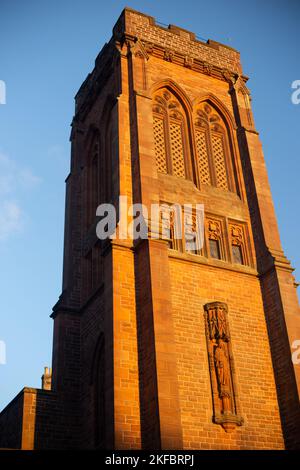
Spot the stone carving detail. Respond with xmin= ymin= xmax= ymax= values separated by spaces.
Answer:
xmin=230 ymin=75 xmax=253 ymax=127
xmin=203 ymin=61 xmax=212 ymax=75
xmin=229 ymin=223 xmax=248 ymax=265
xmin=204 ymin=302 xmax=243 ymax=432
xmin=128 ymin=39 xmax=149 ymax=61
xmin=164 ymin=49 xmax=174 ymax=62
xmin=230 ymin=224 xmax=243 ymax=246
xmin=184 ymin=56 xmax=194 ymax=68
xmin=207 ymin=219 xmax=222 ymax=241
xmin=221 ymin=68 xmax=237 ymax=88
xmin=236 ymin=76 xmax=250 ymax=94
xmin=143 ymin=41 xmax=154 ymax=55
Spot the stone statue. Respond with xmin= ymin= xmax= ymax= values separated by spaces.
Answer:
xmin=214 ymin=339 xmax=230 ymax=387
xmin=214 ymin=339 xmax=231 ymax=412
xmin=205 ymin=302 xmax=243 ymax=428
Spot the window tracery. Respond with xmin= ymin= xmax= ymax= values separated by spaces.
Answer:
xmin=152 ymin=89 xmax=190 ymax=179
xmin=194 ymin=102 xmax=235 ymax=192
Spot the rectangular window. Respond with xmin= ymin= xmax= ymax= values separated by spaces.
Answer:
xmin=232 ymin=244 xmax=243 ymax=264
xmin=209 ymin=239 xmax=221 ymax=260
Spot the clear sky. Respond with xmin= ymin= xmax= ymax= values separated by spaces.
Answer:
xmin=0 ymin=0 xmax=299 ymax=411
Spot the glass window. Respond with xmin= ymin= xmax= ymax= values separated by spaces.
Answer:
xmin=209 ymin=239 xmax=221 ymax=260
xmin=232 ymin=244 xmax=243 ymax=264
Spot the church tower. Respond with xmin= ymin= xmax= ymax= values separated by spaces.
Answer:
xmin=1 ymin=8 xmax=299 ymax=450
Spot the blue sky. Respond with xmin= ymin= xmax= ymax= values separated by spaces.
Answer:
xmin=0 ymin=0 xmax=299 ymax=410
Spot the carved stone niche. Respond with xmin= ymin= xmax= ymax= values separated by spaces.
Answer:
xmin=204 ymin=302 xmax=243 ymax=432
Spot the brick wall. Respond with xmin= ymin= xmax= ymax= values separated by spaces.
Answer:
xmin=0 ymin=389 xmax=23 ymax=449
xmin=0 ymin=388 xmax=75 ymax=450
xmin=169 ymin=256 xmax=284 ymax=449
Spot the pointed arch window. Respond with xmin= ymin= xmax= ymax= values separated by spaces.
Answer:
xmin=87 ymin=134 xmax=100 ymax=227
xmin=194 ymin=103 xmax=235 ymax=192
xmin=152 ymin=89 xmax=191 ymax=180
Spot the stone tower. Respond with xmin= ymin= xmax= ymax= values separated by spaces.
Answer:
xmin=0 ymin=8 xmax=299 ymax=450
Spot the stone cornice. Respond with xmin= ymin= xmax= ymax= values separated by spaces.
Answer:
xmin=50 ymin=305 xmax=80 ymax=319
xmin=121 ymin=31 xmax=248 ymax=86
xmin=237 ymin=126 xmax=259 ymax=136
xmin=168 ymin=249 xmax=258 ymax=277
xmin=51 ymin=283 xmax=105 ymax=319
xmin=259 ymin=249 xmax=297 ymax=278
xmin=141 ymin=37 xmax=241 ymax=84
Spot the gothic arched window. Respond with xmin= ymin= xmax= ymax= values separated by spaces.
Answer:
xmin=152 ymin=89 xmax=191 ymax=180
xmin=194 ymin=102 xmax=235 ymax=192
xmin=87 ymin=134 xmax=100 ymax=227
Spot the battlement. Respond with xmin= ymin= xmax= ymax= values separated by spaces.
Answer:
xmin=113 ymin=7 xmax=242 ymax=74
xmin=74 ymin=8 xmax=244 ymax=118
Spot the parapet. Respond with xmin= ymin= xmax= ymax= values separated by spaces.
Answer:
xmin=112 ymin=7 xmax=242 ymax=75
xmin=74 ymin=8 xmax=244 ymax=123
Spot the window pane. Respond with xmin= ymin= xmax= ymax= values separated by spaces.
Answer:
xmin=232 ymin=244 xmax=243 ymax=264
xmin=209 ymin=239 xmax=221 ymax=259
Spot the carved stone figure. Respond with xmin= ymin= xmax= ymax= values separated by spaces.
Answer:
xmin=214 ymin=339 xmax=230 ymax=389
xmin=204 ymin=302 xmax=243 ymax=429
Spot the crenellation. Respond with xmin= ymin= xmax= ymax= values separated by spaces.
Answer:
xmin=117 ymin=8 xmax=242 ymax=74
